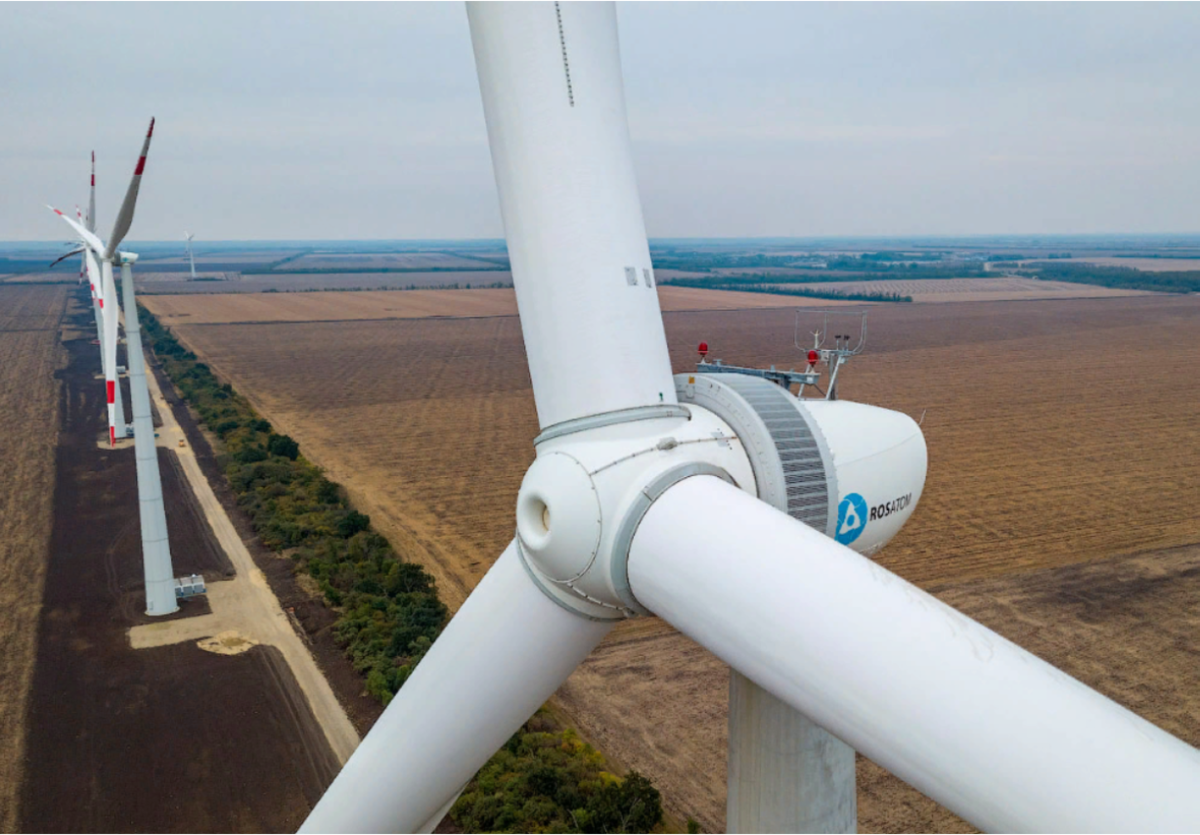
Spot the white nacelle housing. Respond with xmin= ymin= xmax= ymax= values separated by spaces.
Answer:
xmin=513 ymin=374 xmax=927 ymax=621
xmin=675 ymin=373 xmax=926 ymax=557
xmin=800 ymin=399 xmax=926 ymax=556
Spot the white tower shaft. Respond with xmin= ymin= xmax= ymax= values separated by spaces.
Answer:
xmin=728 ymin=671 xmax=856 ymax=833
xmin=470 ymin=2 xmax=675 ymax=429
xmin=119 ymin=258 xmax=178 ymax=616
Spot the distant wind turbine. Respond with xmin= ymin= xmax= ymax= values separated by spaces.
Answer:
xmin=184 ymin=231 xmax=196 ymax=280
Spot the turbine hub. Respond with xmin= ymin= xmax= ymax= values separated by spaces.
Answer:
xmin=514 ymin=404 xmax=755 ymax=620
xmin=516 ymin=452 xmax=602 ymax=583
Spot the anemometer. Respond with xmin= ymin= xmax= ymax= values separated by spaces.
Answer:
xmin=694 ymin=309 xmax=868 ymax=401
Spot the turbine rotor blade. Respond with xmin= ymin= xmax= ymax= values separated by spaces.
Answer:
xmin=48 ymin=247 xmax=86 ymax=269
xmin=627 ymin=475 xmax=1200 ymax=832
xmin=47 ymin=205 xmax=105 ymax=255
xmin=88 ymin=150 xmax=96 ymax=232
xmin=105 ymin=117 xmax=155 ymax=259
xmin=469 ymin=2 xmax=674 ymax=428
xmin=300 ymin=541 xmax=613 ymax=833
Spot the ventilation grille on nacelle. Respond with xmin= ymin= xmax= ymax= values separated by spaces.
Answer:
xmin=715 ymin=375 xmax=829 ymax=533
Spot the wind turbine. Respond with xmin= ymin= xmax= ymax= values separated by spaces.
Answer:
xmin=49 ymin=118 xmax=179 ymax=617
xmin=303 ymin=5 xmax=1200 ymax=832
xmin=47 ymin=154 xmax=107 ymax=370
xmin=51 ymin=123 xmax=156 ymax=446
xmin=184 ymin=231 xmax=196 ymax=279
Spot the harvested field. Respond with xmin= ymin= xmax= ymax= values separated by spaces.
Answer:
xmin=289 ymin=252 xmax=503 ymax=270
xmin=142 ymin=252 xmax=305 ymax=266
xmin=782 ymin=276 xmax=1148 ymax=302
xmin=140 ymin=286 xmax=848 ymax=326
xmin=167 ymin=293 xmax=1200 ymax=830
xmin=0 ymin=285 xmax=66 ymax=831
xmin=17 ymin=295 xmax=340 ymax=832
xmin=659 ymin=286 xmax=854 ymax=311
xmin=143 ymin=288 xmax=519 ymax=324
xmin=136 ymin=270 xmax=514 ymax=295
xmin=0 ymin=272 xmax=77 ymax=285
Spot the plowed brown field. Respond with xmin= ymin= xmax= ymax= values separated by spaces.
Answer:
xmin=0 ymin=285 xmax=67 ymax=830
xmin=162 ymin=291 xmax=1200 ymax=831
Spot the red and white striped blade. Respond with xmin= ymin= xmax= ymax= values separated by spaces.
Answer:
xmin=88 ymin=150 xmax=96 ymax=233
xmin=48 ymin=247 xmax=86 ymax=269
xmin=47 ymin=205 xmax=105 ymax=255
xmin=105 ymin=117 xmax=155 ymax=259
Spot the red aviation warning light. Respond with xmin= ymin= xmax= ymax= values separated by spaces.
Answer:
xmin=807 ymin=349 xmax=819 ymax=366
xmin=698 ymin=341 xmax=709 ymax=360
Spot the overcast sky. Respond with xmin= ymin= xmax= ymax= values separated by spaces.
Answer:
xmin=5 ymin=2 xmax=1200 ymax=241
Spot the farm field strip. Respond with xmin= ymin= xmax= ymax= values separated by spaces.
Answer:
xmin=168 ymin=293 xmax=1200 ymax=829
xmin=137 ymin=270 xmax=515 ymax=295
xmin=141 ymin=286 xmax=848 ymax=326
xmin=0 ymin=286 xmax=67 ymax=831
xmin=1047 ymin=257 xmax=1200 ymax=272
xmin=779 ymin=276 xmax=1149 ymax=302
xmin=288 ymin=252 xmax=500 ymax=270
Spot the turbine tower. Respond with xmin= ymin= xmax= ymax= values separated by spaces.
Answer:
xmin=118 ymin=251 xmax=179 ymax=616
xmin=50 ymin=118 xmax=179 ymax=617
xmin=184 ymin=231 xmax=196 ymax=280
xmin=302 ymin=5 xmax=1200 ymax=832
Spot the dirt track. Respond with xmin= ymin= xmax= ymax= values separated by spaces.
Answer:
xmin=135 ymin=358 xmax=360 ymax=764
xmin=17 ymin=293 xmax=341 ymax=832
xmin=162 ymin=292 xmax=1200 ymax=830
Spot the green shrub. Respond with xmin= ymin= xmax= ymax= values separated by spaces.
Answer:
xmin=451 ymin=719 xmax=663 ymax=833
xmin=267 ymin=432 xmax=300 ymax=460
xmin=337 ymin=510 xmax=371 ymax=538
xmin=235 ymin=445 xmax=268 ymax=464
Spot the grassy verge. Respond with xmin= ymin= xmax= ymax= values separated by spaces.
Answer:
xmin=138 ymin=304 xmax=668 ymax=834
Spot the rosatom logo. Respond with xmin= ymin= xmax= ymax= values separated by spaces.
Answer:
xmin=836 ymin=493 xmax=868 ymax=545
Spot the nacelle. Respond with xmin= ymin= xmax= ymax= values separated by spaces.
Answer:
xmin=511 ymin=373 xmax=927 ymax=621
xmin=675 ymin=373 xmax=926 ymax=557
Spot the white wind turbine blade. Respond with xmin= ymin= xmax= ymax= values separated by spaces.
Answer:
xmin=85 ymin=248 xmax=101 ymax=299
xmin=105 ymin=117 xmax=154 ymax=259
xmin=85 ymin=248 xmax=104 ymax=349
xmin=627 ymin=475 xmax=1200 ymax=833
xmin=47 ymin=205 xmax=105 ymax=255
xmin=299 ymin=541 xmax=613 ymax=833
xmin=471 ymin=1 xmax=674 ymax=428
